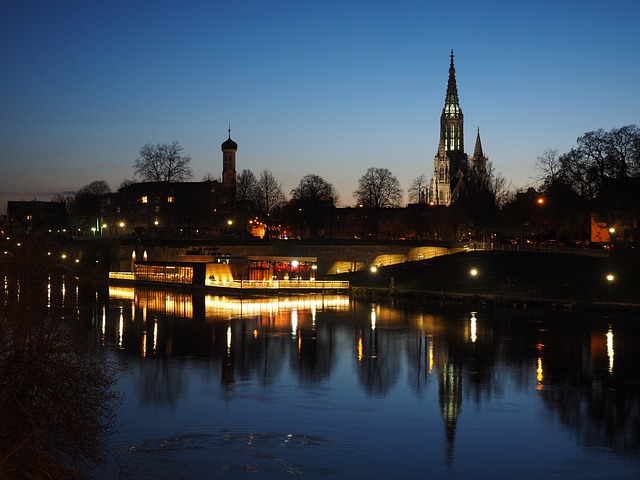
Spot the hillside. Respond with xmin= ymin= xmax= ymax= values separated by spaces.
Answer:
xmin=334 ymin=250 xmax=640 ymax=305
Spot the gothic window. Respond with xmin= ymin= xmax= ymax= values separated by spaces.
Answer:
xmin=439 ymin=167 xmax=445 ymax=181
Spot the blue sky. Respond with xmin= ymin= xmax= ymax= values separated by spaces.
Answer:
xmin=2 ymin=0 xmax=639 ymax=212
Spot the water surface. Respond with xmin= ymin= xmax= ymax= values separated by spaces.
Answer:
xmin=94 ymin=288 xmax=640 ymax=479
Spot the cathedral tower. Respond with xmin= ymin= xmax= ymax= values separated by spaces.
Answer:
xmin=430 ymin=50 xmax=468 ymax=206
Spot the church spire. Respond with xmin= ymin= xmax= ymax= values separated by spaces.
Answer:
xmin=473 ymin=128 xmax=484 ymax=158
xmin=445 ymin=49 xmax=459 ymax=109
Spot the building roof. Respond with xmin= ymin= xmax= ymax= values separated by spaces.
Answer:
xmin=221 ymin=128 xmax=237 ymax=150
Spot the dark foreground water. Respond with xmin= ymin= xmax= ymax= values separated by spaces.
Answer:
xmin=92 ymin=287 xmax=640 ymax=479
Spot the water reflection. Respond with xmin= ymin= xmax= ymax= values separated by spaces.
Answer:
xmin=98 ymin=286 xmax=640 ymax=477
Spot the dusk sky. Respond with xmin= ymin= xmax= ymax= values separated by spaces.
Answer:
xmin=2 ymin=0 xmax=639 ymax=212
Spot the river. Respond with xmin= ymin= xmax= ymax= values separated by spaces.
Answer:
xmin=87 ymin=286 xmax=640 ymax=479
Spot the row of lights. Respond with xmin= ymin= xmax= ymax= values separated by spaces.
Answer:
xmin=468 ymin=267 xmax=616 ymax=282
xmin=369 ymin=263 xmax=617 ymax=284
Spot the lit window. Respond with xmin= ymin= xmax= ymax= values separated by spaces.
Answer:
xmin=167 ymin=196 xmax=175 ymax=203
xmin=141 ymin=196 xmax=148 ymax=204
xmin=25 ymin=215 xmax=33 ymax=221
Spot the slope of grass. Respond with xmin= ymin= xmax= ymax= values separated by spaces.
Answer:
xmin=335 ymin=250 xmax=640 ymax=304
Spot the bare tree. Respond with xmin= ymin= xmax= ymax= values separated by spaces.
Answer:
xmin=133 ymin=141 xmax=193 ymax=182
xmin=290 ymin=174 xmax=338 ymax=238
xmin=291 ymin=174 xmax=338 ymax=205
xmin=76 ymin=180 xmax=111 ymax=197
xmin=0 ymin=235 xmax=119 ymax=477
xmin=486 ymin=161 xmax=511 ymax=208
xmin=201 ymin=172 xmax=219 ymax=182
xmin=118 ymin=178 xmax=136 ymax=190
xmin=51 ymin=192 xmax=75 ymax=213
xmin=354 ymin=167 xmax=403 ymax=238
xmin=535 ymin=148 xmax=561 ymax=186
xmin=407 ymin=174 xmax=428 ymax=204
xmin=236 ymin=169 xmax=258 ymax=204
xmin=354 ymin=167 xmax=403 ymax=209
xmin=255 ymin=169 xmax=285 ymax=237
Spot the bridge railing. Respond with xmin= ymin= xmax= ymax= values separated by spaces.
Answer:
xmin=208 ymin=279 xmax=350 ymax=289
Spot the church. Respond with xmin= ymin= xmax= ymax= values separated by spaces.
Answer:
xmin=429 ymin=51 xmax=489 ymax=206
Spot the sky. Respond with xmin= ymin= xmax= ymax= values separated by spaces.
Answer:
xmin=2 ymin=0 xmax=639 ymax=213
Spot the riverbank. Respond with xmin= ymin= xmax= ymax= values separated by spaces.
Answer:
xmin=337 ymin=250 xmax=640 ymax=312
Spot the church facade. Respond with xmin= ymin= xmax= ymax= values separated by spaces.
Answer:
xmin=429 ymin=51 xmax=488 ymax=206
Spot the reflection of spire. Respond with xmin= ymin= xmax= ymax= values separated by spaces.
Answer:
xmin=222 ymin=322 xmax=235 ymax=384
xmin=439 ymin=361 xmax=462 ymax=462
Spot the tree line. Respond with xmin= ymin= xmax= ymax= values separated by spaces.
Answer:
xmin=532 ymin=124 xmax=640 ymax=242
xmin=52 ymin=125 xmax=640 ymax=242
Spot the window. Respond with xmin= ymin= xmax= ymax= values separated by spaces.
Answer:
xmin=141 ymin=196 xmax=148 ymax=204
xmin=167 ymin=196 xmax=175 ymax=203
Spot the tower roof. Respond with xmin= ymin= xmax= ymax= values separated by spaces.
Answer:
xmin=221 ymin=127 xmax=237 ymax=150
xmin=445 ymin=49 xmax=459 ymax=107
xmin=473 ymin=128 xmax=484 ymax=158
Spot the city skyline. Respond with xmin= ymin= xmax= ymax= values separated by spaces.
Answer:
xmin=2 ymin=0 xmax=639 ymax=212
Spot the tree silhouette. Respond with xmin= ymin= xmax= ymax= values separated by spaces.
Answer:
xmin=354 ymin=167 xmax=403 ymax=239
xmin=133 ymin=141 xmax=193 ymax=182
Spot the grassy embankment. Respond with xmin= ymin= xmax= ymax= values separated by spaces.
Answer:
xmin=334 ymin=250 xmax=640 ymax=308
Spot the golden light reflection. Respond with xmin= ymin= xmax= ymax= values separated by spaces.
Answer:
xmin=141 ymin=331 xmax=147 ymax=359
xmin=428 ymin=336 xmax=434 ymax=374
xmin=470 ymin=312 xmax=477 ymax=343
xmin=370 ymin=307 xmax=376 ymax=331
xmin=536 ymin=357 xmax=544 ymax=386
xmin=357 ymin=335 xmax=363 ymax=363
xmin=226 ymin=325 xmax=232 ymax=355
xmin=47 ymin=276 xmax=51 ymax=308
xmin=153 ymin=320 xmax=158 ymax=352
xmin=118 ymin=308 xmax=124 ymax=349
xmin=253 ymin=329 xmax=258 ymax=339
xmin=101 ymin=306 xmax=106 ymax=340
xmin=204 ymin=295 xmax=349 ymax=317
xmin=291 ymin=309 xmax=298 ymax=338
xmin=606 ymin=327 xmax=614 ymax=374
xmin=536 ymin=342 xmax=544 ymax=390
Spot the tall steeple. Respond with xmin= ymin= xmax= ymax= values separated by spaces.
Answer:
xmin=445 ymin=49 xmax=460 ymax=116
xmin=440 ymin=49 xmax=464 ymax=156
xmin=473 ymin=128 xmax=483 ymax=158
xmin=469 ymin=127 xmax=488 ymax=185
xmin=431 ymin=50 xmax=468 ymax=206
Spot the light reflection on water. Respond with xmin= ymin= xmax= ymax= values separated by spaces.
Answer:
xmin=92 ymin=287 xmax=640 ymax=479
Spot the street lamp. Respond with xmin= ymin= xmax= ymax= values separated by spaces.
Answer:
xmin=469 ymin=268 xmax=478 ymax=277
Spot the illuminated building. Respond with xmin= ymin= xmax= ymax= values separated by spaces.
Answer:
xmin=429 ymin=50 xmax=489 ymax=206
xmin=100 ymin=130 xmax=237 ymax=237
